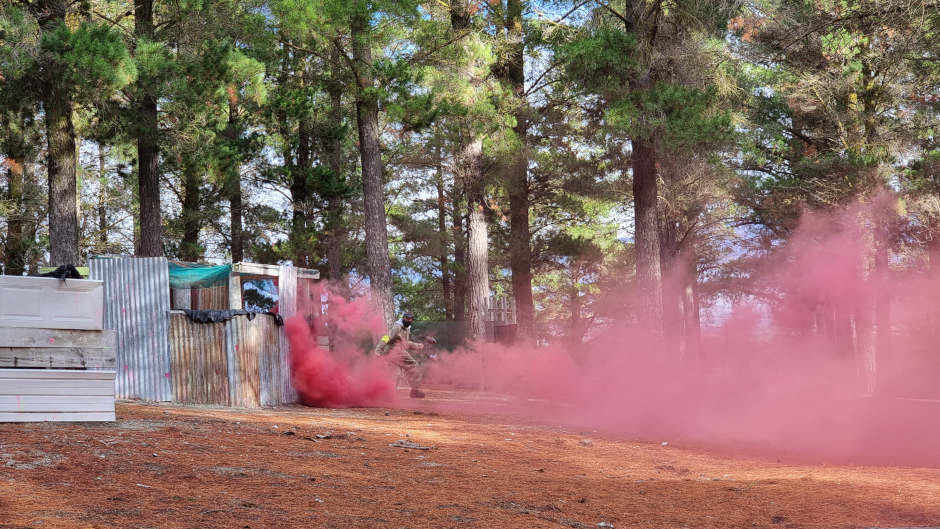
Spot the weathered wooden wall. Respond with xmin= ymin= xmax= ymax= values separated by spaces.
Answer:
xmin=192 ymin=285 xmax=228 ymax=310
xmin=168 ymin=285 xmax=228 ymax=311
xmin=0 ymin=328 xmax=116 ymax=369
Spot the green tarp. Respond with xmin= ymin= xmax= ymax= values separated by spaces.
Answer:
xmin=167 ymin=262 xmax=231 ymax=289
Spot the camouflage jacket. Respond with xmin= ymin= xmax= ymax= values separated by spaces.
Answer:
xmin=373 ymin=323 xmax=423 ymax=356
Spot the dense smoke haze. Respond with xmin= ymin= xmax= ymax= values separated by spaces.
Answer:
xmin=288 ymin=198 xmax=940 ymax=466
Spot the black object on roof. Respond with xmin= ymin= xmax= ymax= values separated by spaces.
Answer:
xmin=37 ymin=264 xmax=84 ymax=280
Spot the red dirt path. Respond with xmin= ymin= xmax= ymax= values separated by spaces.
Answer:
xmin=1 ymin=390 xmax=939 ymax=529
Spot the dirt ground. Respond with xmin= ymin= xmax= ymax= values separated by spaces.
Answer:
xmin=1 ymin=390 xmax=939 ymax=529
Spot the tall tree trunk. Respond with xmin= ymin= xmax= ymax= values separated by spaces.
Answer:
xmin=631 ymin=136 xmax=662 ymax=334
xmin=853 ymin=301 xmax=877 ymax=395
xmin=291 ymin=125 xmax=311 ymax=268
xmin=32 ymin=0 xmax=79 ymax=266
xmin=659 ymin=210 xmax=683 ymax=355
xmin=854 ymin=206 xmax=878 ymax=396
xmin=97 ymin=145 xmax=108 ymax=251
xmin=452 ymin=182 xmax=467 ymax=323
xmin=44 ymin=65 xmax=79 ymax=266
xmin=436 ymin=148 xmax=452 ymax=320
xmin=224 ymin=106 xmax=243 ymax=263
xmin=3 ymin=128 xmax=27 ymax=275
xmin=928 ymin=222 xmax=940 ymax=340
xmin=857 ymin=64 xmax=885 ymax=396
xmin=325 ymin=57 xmax=346 ymax=283
xmin=351 ymin=14 xmax=395 ymax=327
xmin=833 ymin=303 xmax=854 ymax=359
xmin=566 ymin=280 xmax=582 ymax=349
xmin=623 ymin=4 xmax=665 ymax=337
xmin=180 ymin=162 xmax=202 ymax=262
xmin=465 ymin=139 xmax=489 ymax=341
xmin=451 ymin=0 xmax=489 ymax=340
xmin=874 ymin=217 xmax=892 ymax=394
xmin=504 ymin=0 xmax=535 ymax=339
xmin=135 ymin=0 xmax=162 ymax=257
xmin=24 ymin=160 xmax=40 ymax=274
xmin=679 ymin=243 xmax=701 ymax=361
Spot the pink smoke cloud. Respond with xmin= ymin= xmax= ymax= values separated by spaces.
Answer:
xmin=288 ymin=196 xmax=940 ymax=465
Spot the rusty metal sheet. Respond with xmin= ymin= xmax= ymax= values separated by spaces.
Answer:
xmin=276 ymin=266 xmax=298 ymax=405
xmin=192 ymin=285 xmax=228 ymax=310
xmin=168 ymin=312 xmax=229 ymax=405
xmin=225 ymin=314 xmax=280 ymax=408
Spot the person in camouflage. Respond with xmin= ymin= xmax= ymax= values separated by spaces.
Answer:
xmin=373 ymin=312 xmax=433 ymax=398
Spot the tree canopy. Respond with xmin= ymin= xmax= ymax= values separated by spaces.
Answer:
xmin=1 ymin=0 xmax=938 ymax=358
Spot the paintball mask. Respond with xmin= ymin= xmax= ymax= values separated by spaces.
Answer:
xmin=401 ymin=312 xmax=415 ymax=328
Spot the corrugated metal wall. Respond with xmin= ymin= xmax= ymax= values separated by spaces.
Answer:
xmin=89 ymin=257 xmax=172 ymax=401
xmin=168 ymin=286 xmax=228 ymax=310
xmin=168 ymin=312 xmax=229 ymax=404
xmin=169 ymin=312 xmax=282 ymax=407
xmin=226 ymin=314 xmax=280 ymax=407
xmin=276 ymin=266 xmax=298 ymax=405
xmin=192 ymin=285 xmax=228 ymax=310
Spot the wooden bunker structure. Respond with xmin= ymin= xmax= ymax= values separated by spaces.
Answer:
xmin=88 ymin=256 xmax=320 ymax=407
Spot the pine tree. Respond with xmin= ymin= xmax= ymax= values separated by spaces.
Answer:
xmin=734 ymin=0 xmax=939 ymax=393
xmin=1 ymin=2 xmax=135 ymax=266
xmin=560 ymin=0 xmax=737 ymax=338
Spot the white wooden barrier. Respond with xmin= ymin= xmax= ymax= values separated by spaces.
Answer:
xmin=0 ymin=369 xmax=116 ymax=422
xmin=0 ymin=275 xmax=115 ymax=422
xmin=0 ymin=276 xmax=104 ymax=330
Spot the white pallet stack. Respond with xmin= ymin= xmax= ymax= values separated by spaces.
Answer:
xmin=0 ymin=276 xmax=116 ymax=422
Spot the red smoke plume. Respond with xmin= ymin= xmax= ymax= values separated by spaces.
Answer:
xmin=289 ymin=197 xmax=940 ymax=465
xmin=286 ymin=287 xmax=395 ymax=407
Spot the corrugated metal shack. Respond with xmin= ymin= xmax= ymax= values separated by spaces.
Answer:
xmin=89 ymin=257 xmax=320 ymax=407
